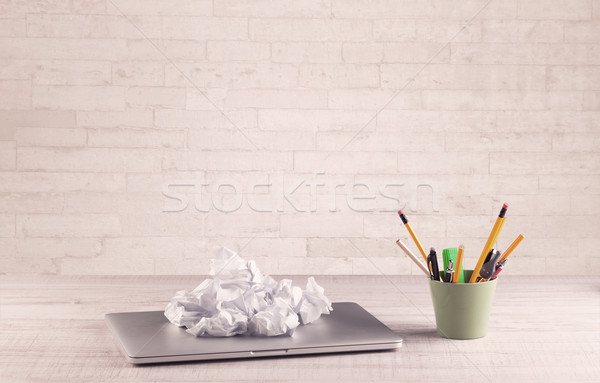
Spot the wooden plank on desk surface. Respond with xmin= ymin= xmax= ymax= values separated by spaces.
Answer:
xmin=0 ymin=275 xmax=599 ymax=382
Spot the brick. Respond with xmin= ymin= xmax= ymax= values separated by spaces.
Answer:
xmin=416 ymin=21 xmax=482 ymax=42
xmin=572 ymin=194 xmax=600 ymax=215
xmin=17 ymin=147 xmax=162 ymax=172
xmin=539 ymin=175 xmax=600 ymax=194
xmin=125 ymin=39 xmax=207 ymax=61
xmin=482 ymin=20 xmax=564 ymax=43
xmin=365 ymin=213 xmax=445 ymax=238
xmin=381 ymin=64 xmax=546 ymax=90
xmin=29 ymin=60 xmax=110 ymax=86
xmin=383 ymin=42 xmax=450 ymax=63
xmin=452 ymin=43 xmax=600 ymax=65
xmin=0 ymin=172 xmax=126 ymax=193
xmin=26 ymin=14 xmax=162 ymax=39
xmin=445 ymin=132 xmax=552 ymax=152
xmin=0 ymin=141 xmax=16 ymax=170
xmin=421 ymin=90 xmax=550 ymax=111
xmin=0 ymin=257 xmax=56 ymax=273
xmin=63 ymin=192 xmax=166 ymax=214
xmin=298 ymin=64 xmax=380 ymax=88
xmin=0 ymin=80 xmax=30 ymax=109
xmin=595 ymin=0 xmax=600 ymax=18
xmin=258 ymin=109 xmax=375 ymax=132
xmin=584 ymin=91 xmax=600 ymax=110
xmin=104 ymin=237 xmax=189 ymax=259
xmin=308 ymin=238 xmax=398 ymax=258
xmin=239 ymin=238 xmax=307 ymax=258
xmin=0 ymin=193 xmax=63 ymax=213
xmin=0 ymin=38 xmax=130 ymax=60
xmin=0 ymin=126 xmax=13 ymax=140
xmin=0 ymin=17 xmax=26 ymax=37
xmin=0 ymin=214 xmax=15 ymax=237
xmin=552 ymin=133 xmax=600 ymax=151
xmin=342 ymin=43 xmax=384 ymax=63
xmin=165 ymin=62 xmax=298 ymax=89
xmin=466 ymin=175 xmax=541 ymax=196
xmin=207 ymin=41 xmax=271 ymax=61
xmin=163 ymin=150 xmax=294 ymax=172
xmin=189 ymin=129 xmax=315 ymax=151
xmin=496 ymin=111 xmax=600 ymax=132
xmin=490 ymin=152 xmax=600 ymax=175
xmin=280 ymin=213 xmax=362 ymax=237
xmin=294 ymin=152 xmax=397 ymax=174
xmin=88 ymin=127 xmax=185 ymax=148
xmin=226 ymin=89 xmax=327 ymax=109
xmin=163 ymin=17 xmax=247 ymax=40
xmin=107 ymin=0 xmax=212 ymax=16
xmin=0 ymin=110 xmax=75 ymax=128
xmin=351 ymin=257 xmax=415 ymax=275
xmin=15 ymin=237 xmax=102 ymax=258
xmin=214 ymin=0 xmax=330 ymax=17
xmin=17 ymin=214 xmax=121 ymax=237
xmin=15 ymin=128 xmax=87 ymax=147
xmin=398 ymin=152 xmax=489 ymax=174
xmin=33 ymin=86 xmax=125 ymax=111
xmin=59 ymin=257 xmax=154 ymax=275
xmin=517 ymin=0 xmax=592 ymax=20
xmin=119 ymin=213 xmax=204 ymax=237
xmin=547 ymin=66 xmax=600 ymax=90
xmin=377 ymin=110 xmax=497 ymax=132
xmin=332 ymin=0 xmax=516 ymax=19
xmin=0 ymin=0 xmax=105 ymax=15
xmin=278 ymin=257 xmax=353 ymax=274
xmin=328 ymin=89 xmax=417 ymax=110
xmin=250 ymin=19 xmax=372 ymax=42
xmin=373 ymin=20 xmax=417 ymax=42
xmin=205 ymin=213 xmax=279 ymax=237
xmin=125 ymin=87 xmax=186 ymax=108
xmin=112 ymin=61 xmax=164 ymax=86
xmin=272 ymin=42 xmax=342 ymax=63
xmin=155 ymin=109 xmax=256 ymax=129
xmin=185 ymin=88 xmax=228 ymax=110
xmin=316 ymin=131 xmax=444 ymax=152
xmin=76 ymin=110 xmax=153 ymax=128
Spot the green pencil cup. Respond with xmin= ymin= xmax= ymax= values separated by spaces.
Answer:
xmin=428 ymin=270 xmax=497 ymax=340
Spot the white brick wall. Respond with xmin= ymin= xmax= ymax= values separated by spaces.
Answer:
xmin=0 ymin=0 xmax=598 ymax=275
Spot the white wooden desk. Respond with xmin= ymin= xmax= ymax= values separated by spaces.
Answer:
xmin=1 ymin=275 xmax=599 ymax=382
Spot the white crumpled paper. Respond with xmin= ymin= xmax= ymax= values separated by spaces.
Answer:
xmin=164 ymin=247 xmax=333 ymax=337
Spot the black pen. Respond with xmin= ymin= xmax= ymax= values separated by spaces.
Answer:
xmin=427 ymin=247 xmax=440 ymax=281
xmin=444 ymin=259 xmax=454 ymax=283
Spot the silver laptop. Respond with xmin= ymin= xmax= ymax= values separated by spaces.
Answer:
xmin=105 ymin=302 xmax=402 ymax=364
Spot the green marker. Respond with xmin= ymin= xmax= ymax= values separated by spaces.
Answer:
xmin=443 ymin=248 xmax=464 ymax=283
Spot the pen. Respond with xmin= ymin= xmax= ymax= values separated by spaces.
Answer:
xmin=395 ymin=239 xmax=430 ymax=277
xmin=397 ymin=210 xmax=428 ymax=262
xmin=444 ymin=260 xmax=454 ymax=283
xmin=469 ymin=203 xmax=508 ymax=283
xmin=427 ymin=247 xmax=440 ymax=281
xmin=452 ymin=245 xmax=464 ymax=283
xmin=490 ymin=258 xmax=507 ymax=280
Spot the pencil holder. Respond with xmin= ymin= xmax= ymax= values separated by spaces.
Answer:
xmin=428 ymin=270 xmax=497 ymax=340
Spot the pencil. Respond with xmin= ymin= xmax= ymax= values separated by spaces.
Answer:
xmin=396 ymin=239 xmax=430 ymax=277
xmin=498 ymin=234 xmax=524 ymax=264
xmin=452 ymin=245 xmax=464 ymax=283
xmin=397 ymin=210 xmax=428 ymax=262
xmin=469 ymin=203 xmax=508 ymax=283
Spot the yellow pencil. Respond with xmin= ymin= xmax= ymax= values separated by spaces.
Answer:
xmin=397 ymin=210 xmax=428 ymax=262
xmin=498 ymin=234 xmax=524 ymax=264
xmin=469 ymin=203 xmax=509 ymax=283
xmin=452 ymin=245 xmax=464 ymax=283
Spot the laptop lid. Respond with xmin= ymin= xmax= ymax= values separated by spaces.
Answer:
xmin=105 ymin=302 xmax=402 ymax=364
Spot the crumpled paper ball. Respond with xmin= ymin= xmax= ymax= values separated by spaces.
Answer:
xmin=164 ymin=247 xmax=333 ymax=337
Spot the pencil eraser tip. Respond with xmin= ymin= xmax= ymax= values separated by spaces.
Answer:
xmin=397 ymin=210 xmax=403 ymax=215
xmin=503 ymin=203 xmax=509 ymax=209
